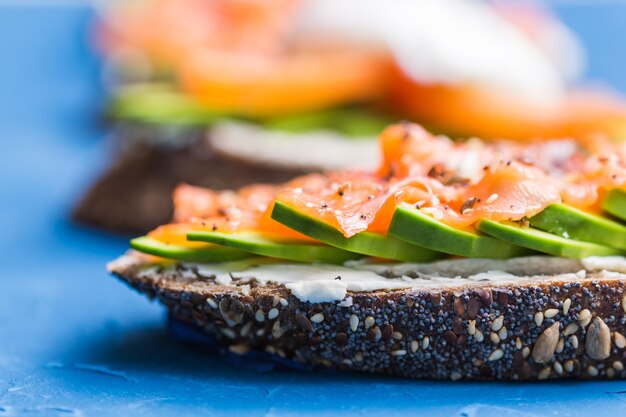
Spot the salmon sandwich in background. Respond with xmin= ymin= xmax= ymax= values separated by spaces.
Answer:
xmin=76 ymin=0 xmax=626 ymax=234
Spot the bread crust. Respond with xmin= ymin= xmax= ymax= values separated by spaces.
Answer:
xmin=109 ymin=253 xmax=626 ymax=380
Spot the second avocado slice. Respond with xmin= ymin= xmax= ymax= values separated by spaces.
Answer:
xmin=271 ymin=201 xmax=442 ymax=262
xmin=529 ymin=203 xmax=626 ymax=250
xmin=388 ymin=204 xmax=528 ymax=258
xmin=603 ymin=189 xmax=626 ymax=222
xmin=187 ymin=231 xmax=361 ymax=264
xmin=477 ymin=219 xmax=621 ymax=258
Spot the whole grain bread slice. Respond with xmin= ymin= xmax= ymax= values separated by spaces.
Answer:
xmin=108 ymin=253 xmax=626 ymax=380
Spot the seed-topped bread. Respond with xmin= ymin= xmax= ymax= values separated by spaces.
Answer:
xmin=109 ymin=252 xmax=626 ymax=380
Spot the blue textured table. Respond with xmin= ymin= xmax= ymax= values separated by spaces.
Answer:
xmin=3 ymin=4 xmax=626 ymax=416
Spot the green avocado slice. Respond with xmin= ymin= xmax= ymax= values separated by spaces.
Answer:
xmin=130 ymin=236 xmax=250 ymax=262
xmin=388 ymin=204 xmax=528 ymax=258
xmin=111 ymin=84 xmax=224 ymax=125
xmin=530 ymin=203 xmax=626 ymax=250
xmin=603 ymin=189 xmax=626 ymax=222
xmin=477 ymin=219 xmax=621 ymax=258
xmin=271 ymin=201 xmax=442 ymax=262
xmin=186 ymin=231 xmax=361 ymax=264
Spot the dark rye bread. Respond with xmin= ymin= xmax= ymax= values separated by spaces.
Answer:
xmin=108 ymin=253 xmax=626 ymax=380
xmin=73 ymin=125 xmax=309 ymax=234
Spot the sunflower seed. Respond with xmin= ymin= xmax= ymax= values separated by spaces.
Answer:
xmin=585 ymin=317 xmax=611 ymax=360
xmin=532 ymin=322 xmax=560 ymax=363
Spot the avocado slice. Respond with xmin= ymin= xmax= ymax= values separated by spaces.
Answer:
xmin=111 ymin=84 xmax=224 ymax=125
xmin=603 ymin=189 xmax=626 ymax=222
xmin=112 ymin=84 xmax=390 ymax=136
xmin=271 ymin=201 xmax=442 ymax=262
xmin=388 ymin=204 xmax=528 ymax=258
xmin=530 ymin=203 xmax=626 ymax=250
xmin=187 ymin=231 xmax=361 ymax=264
xmin=130 ymin=236 xmax=250 ymax=262
xmin=477 ymin=219 xmax=621 ymax=258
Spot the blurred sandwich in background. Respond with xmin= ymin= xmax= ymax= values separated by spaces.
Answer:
xmin=74 ymin=0 xmax=626 ymax=234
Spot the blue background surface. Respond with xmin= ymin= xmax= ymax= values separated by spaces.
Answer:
xmin=2 ymin=3 xmax=626 ymax=416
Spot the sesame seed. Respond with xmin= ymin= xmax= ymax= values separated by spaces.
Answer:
xmin=272 ymin=320 xmax=283 ymax=338
xmin=450 ymin=372 xmax=462 ymax=381
xmin=498 ymin=327 xmax=508 ymax=341
xmin=279 ymin=297 xmax=288 ymax=307
xmin=392 ymin=350 xmax=407 ymax=356
xmin=268 ymin=308 xmax=279 ymax=320
xmin=555 ymin=338 xmax=564 ymax=354
xmin=220 ymin=328 xmax=236 ymax=339
xmin=486 ymin=193 xmax=499 ymax=204
xmin=229 ymin=344 xmax=250 ymax=355
xmin=310 ymin=313 xmax=325 ymax=323
xmin=564 ymin=360 xmax=574 ymax=373
xmin=563 ymin=298 xmax=571 ymax=315
xmin=587 ymin=366 xmax=599 ymax=377
xmin=578 ymin=309 xmax=591 ymax=324
xmin=544 ymin=308 xmax=559 ymax=318
xmin=349 ymin=314 xmax=359 ymax=332
xmin=468 ymin=320 xmax=476 ymax=335
xmin=515 ymin=337 xmax=522 ymax=350
xmin=622 ymin=295 xmax=626 ymax=314
xmin=564 ymin=322 xmax=579 ymax=336
xmin=569 ymin=335 xmax=579 ymax=349
xmin=534 ymin=312 xmax=544 ymax=326
xmin=614 ymin=361 xmax=624 ymax=371
xmin=410 ymin=340 xmax=419 ymax=353
xmin=488 ymin=349 xmax=504 ymax=361
xmin=422 ymin=336 xmax=430 ymax=350
xmin=392 ymin=331 xmax=403 ymax=340
xmin=206 ymin=298 xmax=218 ymax=309
xmin=490 ymin=332 xmax=500 ymax=344
xmin=554 ymin=361 xmax=563 ymax=375
xmin=491 ymin=316 xmax=504 ymax=331
xmin=614 ymin=331 xmax=626 ymax=348
xmin=522 ymin=347 xmax=530 ymax=358
xmin=255 ymin=310 xmax=265 ymax=322
xmin=354 ymin=352 xmax=364 ymax=362
xmin=538 ymin=368 xmax=551 ymax=380
xmin=474 ymin=329 xmax=484 ymax=342
xmin=364 ymin=316 xmax=375 ymax=329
